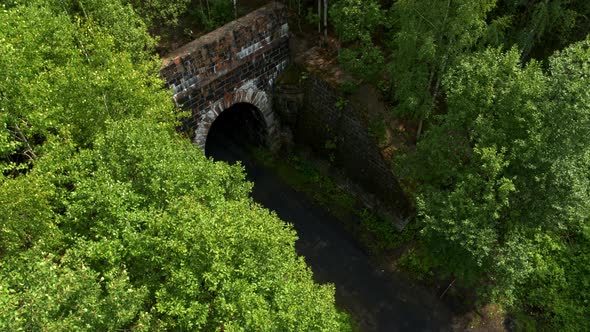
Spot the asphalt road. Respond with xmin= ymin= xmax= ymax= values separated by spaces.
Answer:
xmin=206 ymin=130 xmax=453 ymax=332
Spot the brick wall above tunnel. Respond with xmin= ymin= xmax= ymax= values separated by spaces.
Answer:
xmin=159 ymin=3 xmax=289 ymax=150
xmin=160 ymin=2 xmax=289 ymax=113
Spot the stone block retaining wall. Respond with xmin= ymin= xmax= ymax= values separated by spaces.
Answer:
xmin=283 ymin=73 xmax=412 ymax=228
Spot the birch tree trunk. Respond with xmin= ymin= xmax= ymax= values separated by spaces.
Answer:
xmin=297 ymin=0 xmax=302 ymax=32
xmin=206 ymin=0 xmax=211 ymax=20
xmin=317 ymin=0 xmax=321 ymax=34
xmin=323 ymin=0 xmax=328 ymax=38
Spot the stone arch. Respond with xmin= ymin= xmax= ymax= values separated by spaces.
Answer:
xmin=194 ymin=82 xmax=279 ymax=151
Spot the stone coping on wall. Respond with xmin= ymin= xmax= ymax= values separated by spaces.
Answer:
xmin=161 ymin=2 xmax=287 ymax=68
xmin=159 ymin=1 xmax=289 ymax=106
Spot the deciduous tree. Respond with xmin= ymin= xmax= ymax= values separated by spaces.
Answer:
xmin=0 ymin=1 xmax=350 ymax=330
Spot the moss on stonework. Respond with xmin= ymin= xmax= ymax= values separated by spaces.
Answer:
xmin=277 ymin=64 xmax=304 ymax=85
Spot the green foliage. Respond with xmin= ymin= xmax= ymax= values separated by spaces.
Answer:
xmin=0 ymin=1 xmax=171 ymax=174
xmin=323 ymin=127 xmax=341 ymax=164
xmin=485 ymin=0 xmax=590 ymax=60
xmin=4 ymin=0 xmax=589 ymax=329
xmin=188 ymin=0 xmax=234 ymax=31
xmin=122 ymin=0 xmax=235 ymax=39
xmin=0 ymin=249 xmax=148 ymax=331
xmin=396 ymin=248 xmax=435 ymax=281
xmin=0 ymin=1 xmax=350 ymax=330
xmin=389 ymin=0 xmax=497 ymax=120
xmin=0 ymin=174 xmax=60 ymax=256
xmin=359 ymin=209 xmax=419 ymax=254
xmin=367 ymin=117 xmax=386 ymax=146
xmin=417 ymin=145 xmax=516 ymax=282
xmin=339 ymin=80 xmax=358 ymax=95
xmin=5 ymin=0 xmax=155 ymax=57
xmin=126 ymin=0 xmax=192 ymax=27
xmin=329 ymin=0 xmax=385 ymax=82
xmin=58 ymin=119 xmax=348 ymax=331
xmin=124 ymin=0 xmax=236 ymax=32
xmin=324 ymin=0 xmax=590 ymax=327
xmin=305 ymin=6 xmax=320 ymax=27
xmin=509 ymin=311 xmax=539 ymax=332
xmin=338 ymin=37 xmax=385 ymax=82
xmin=396 ymin=40 xmax=590 ymax=329
xmin=329 ymin=0 xmax=383 ymax=43
xmin=335 ymin=97 xmax=348 ymax=111
xmin=325 ymin=0 xmax=588 ymax=121
xmin=67 ymin=0 xmax=156 ymax=56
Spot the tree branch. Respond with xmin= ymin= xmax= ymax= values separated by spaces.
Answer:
xmin=10 ymin=124 xmax=37 ymax=161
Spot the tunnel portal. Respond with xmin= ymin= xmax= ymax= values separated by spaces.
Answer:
xmin=205 ymin=103 xmax=268 ymax=162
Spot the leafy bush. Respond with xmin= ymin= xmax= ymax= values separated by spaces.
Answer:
xmin=397 ymin=41 xmax=590 ymax=329
xmin=0 ymin=1 xmax=350 ymax=330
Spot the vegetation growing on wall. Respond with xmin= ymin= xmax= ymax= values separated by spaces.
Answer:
xmin=126 ymin=0 xmax=266 ymax=53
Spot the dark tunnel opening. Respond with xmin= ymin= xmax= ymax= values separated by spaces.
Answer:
xmin=204 ymin=102 xmax=267 ymax=164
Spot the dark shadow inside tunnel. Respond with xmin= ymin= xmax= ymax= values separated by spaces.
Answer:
xmin=204 ymin=102 xmax=267 ymax=165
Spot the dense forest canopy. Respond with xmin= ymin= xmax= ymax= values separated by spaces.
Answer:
xmin=1 ymin=0 xmax=590 ymax=330
xmin=325 ymin=0 xmax=589 ymax=329
xmin=0 ymin=0 xmax=349 ymax=330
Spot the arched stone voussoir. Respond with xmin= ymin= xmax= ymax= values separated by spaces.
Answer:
xmin=194 ymin=86 xmax=278 ymax=151
xmin=159 ymin=3 xmax=289 ymax=153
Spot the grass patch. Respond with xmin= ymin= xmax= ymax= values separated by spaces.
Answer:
xmin=396 ymin=247 xmax=436 ymax=281
xmin=358 ymin=209 xmax=420 ymax=255
xmin=251 ymin=148 xmax=356 ymax=220
xmin=507 ymin=311 xmax=539 ymax=332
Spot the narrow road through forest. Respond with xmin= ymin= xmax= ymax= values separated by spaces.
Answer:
xmin=206 ymin=129 xmax=453 ymax=332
